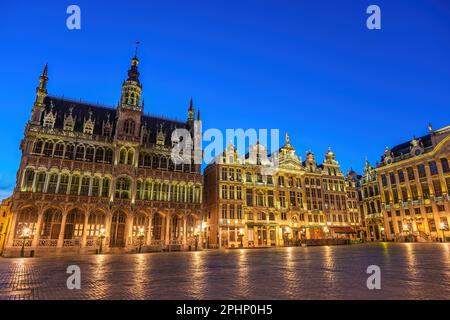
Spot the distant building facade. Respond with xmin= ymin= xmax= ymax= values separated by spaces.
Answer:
xmin=203 ymin=134 xmax=363 ymax=249
xmin=0 ymin=197 xmax=13 ymax=255
xmin=3 ymin=54 xmax=203 ymax=257
xmin=373 ymin=125 xmax=450 ymax=242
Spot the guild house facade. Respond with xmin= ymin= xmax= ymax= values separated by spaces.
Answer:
xmin=373 ymin=125 xmax=450 ymax=242
xmin=2 ymin=53 xmax=204 ymax=257
xmin=203 ymin=134 xmax=363 ymax=249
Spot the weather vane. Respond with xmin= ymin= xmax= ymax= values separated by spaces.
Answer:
xmin=135 ymin=40 xmax=140 ymax=56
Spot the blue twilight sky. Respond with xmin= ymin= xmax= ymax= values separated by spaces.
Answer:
xmin=1 ymin=0 xmax=450 ymax=199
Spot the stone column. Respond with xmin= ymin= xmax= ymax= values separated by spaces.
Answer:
xmin=57 ymin=212 xmax=68 ymax=248
xmin=165 ymin=214 xmax=171 ymax=246
xmin=146 ymin=212 xmax=153 ymax=245
xmin=182 ymin=215 xmax=187 ymax=247
xmin=126 ymin=214 xmax=134 ymax=247
xmin=32 ymin=210 xmax=45 ymax=247
xmin=81 ymin=213 xmax=90 ymax=247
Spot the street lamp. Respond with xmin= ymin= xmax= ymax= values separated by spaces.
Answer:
xmin=20 ymin=227 xmax=31 ymax=258
xmin=194 ymin=226 xmax=200 ymax=251
xmin=138 ymin=227 xmax=145 ymax=253
xmin=98 ymin=227 xmax=106 ymax=254
xmin=238 ymin=228 xmax=245 ymax=248
xmin=380 ymin=226 xmax=386 ymax=242
xmin=439 ymin=222 xmax=447 ymax=243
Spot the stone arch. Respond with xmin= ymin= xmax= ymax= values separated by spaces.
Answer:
xmin=64 ymin=208 xmax=86 ymax=239
xmin=14 ymin=206 xmax=39 ymax=238
xmin=109 ymin=210 xmax=127 ymax=247
xmin=40 ymin=208 xmax=63 ymax=240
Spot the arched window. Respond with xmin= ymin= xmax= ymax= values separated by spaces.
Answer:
xmin=152 ymin=155 xmax=159 ymax=169
xmin=119 ymin=148 xmax=127 ymax=164
xmin=160 ymin=156 xmax=168 ymax=170
xmin=80 ymin=176 xmax=91 ymax=196
xmin=101 ymin=177 xmax=110 ymax=197
xmin=152 ymin=213 xmax=163 ymax=240
xmin=43 ymin=140 xmax=54 ymax=157
xmin=136 ymin=180 xmax=143 ymax=200
xmin=92 ymin=177 xmax=101 ymax=197
xmin=69 ymin=175 xmax=80 ymax=195
xmin=85 ymin=146 xmax=95 ymax=162
xmin=23 ymin=169 xmax=35 ymax=192
xmin=127 ymin=149 xmax=134 ymax=165
xmin=33 ymin=139 xmax=43 ymax=154
xmin=15 ymin=207 xmax=38 ymax=237
xmin=75 ymin=145 xmax=85 ymax=161
xmin=64 ymin=209 xmax=85 ymax=239
xmin=40 ymin=209 xmax=62 ymax=239
xmin=87 ymin=211 xmax=105 ymax=237
xmin=65 ymin=144 xmax=75 ymax=160
xmin=95 ymin=148 xmax=104 ymax=163
xmin=54 ymin=142 xmax=64 ymax=157
xmin=35 ymin=171 xmax=46 ymax=193
xmin=47 ymin=173 xmax=58 ymax=193
xmin=104 ymin=148 xmax=113 ymax=163
xmin=115 ymin=176 xmax=131 ymax=199
xmin=132 ymin=213 xmax=147 ymax=238
xmin=58 ymin=174 xmax=69 ymax=194
xmin=123 ymin=119 xmax=135 ymax=135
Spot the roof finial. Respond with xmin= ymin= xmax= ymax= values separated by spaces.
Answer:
xmin=428 ymin=123 xmax=433 ymax=132
xmin=134 ymin=40 xmax=140 ymax=58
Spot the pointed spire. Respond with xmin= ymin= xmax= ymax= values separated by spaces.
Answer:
xmin=188 ymin=97 xmax=194 ymax=122
xmin=43 ymin=63 xmax=48 ymax=77
xmin=197 ymin=108 xmax=201 ymax=121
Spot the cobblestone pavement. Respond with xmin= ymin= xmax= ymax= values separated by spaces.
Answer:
xmin=0 ymin=243 xmax=449 ymax=300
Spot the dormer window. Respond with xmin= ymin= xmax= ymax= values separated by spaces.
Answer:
xmin=43 ymin=109 xmax=56 ymax=128
xmin=83 ymin=113 xmax=95 ymax=135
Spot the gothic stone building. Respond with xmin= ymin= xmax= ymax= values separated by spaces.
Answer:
xmin=3 ymin=55 xmax=203 ymax=257
xmin=203 ymin=134 xmax=362 ymax=249
xmin=375 ymin=125 xmax=450 ymax=242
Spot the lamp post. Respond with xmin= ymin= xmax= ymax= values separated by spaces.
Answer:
xmin=20 ymin=227 xmax=31 ymax=258
xmin=138 ymin=227 xmax=145 ymax=253
xmin=380 ymin=226 xmax=386 ymax=242
xmin=98 ymin=227 xmax=106 ymax=254
xmin=439 ymin=222 xmax=447 ymax=243
xmin=238 ymin=228 xmax=245 ymax=248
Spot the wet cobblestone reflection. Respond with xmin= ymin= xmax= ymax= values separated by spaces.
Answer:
xmin=0 ymin=243 xmax=449 ymax=300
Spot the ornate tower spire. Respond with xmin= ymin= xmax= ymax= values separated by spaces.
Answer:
xmin=120 ymin=43 xmax=143 ymax=111
xmin=197 ymin=108 xmax=201 ymax=121
xmin=188 ymin=97 xmax=195 ymax=122
xmin=31 ymin=63 xmax=49 ymax=124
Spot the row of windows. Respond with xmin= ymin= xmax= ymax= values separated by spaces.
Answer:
xmin=381 ymin=158 xmax=449 ymax=187
xmin=384 ymin=177 xmax=450 ymax=203
xmin=31 ymin=139 xmax=198 ymax=172
xmin=22 ymin=169 xmax=111 ymax=197
xmin=32 ymin=140 xmax=113 ymax=163
xmin=21 ymin=169 xmax=202 ymax=203
xmin=135 ymin=180 xmax=202 ymax=203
